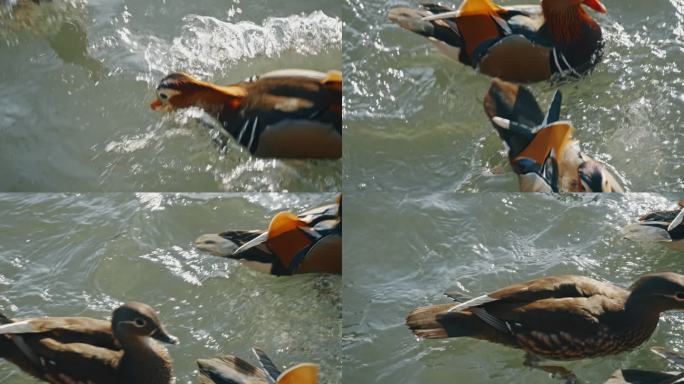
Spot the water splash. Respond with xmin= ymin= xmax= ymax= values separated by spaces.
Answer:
xmin=142 ymin=11 xmax=342 ymax=81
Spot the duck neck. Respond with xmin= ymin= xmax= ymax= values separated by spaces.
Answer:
xmin=624 ymin=294 xmax=665 ymax=327
xmin=185 ymin=83 xmax=245 ymax=119
xmin=542 ymin=3 xmax=597 ymax=45
xmin=116 ymin=333 xmax=174 ymax=384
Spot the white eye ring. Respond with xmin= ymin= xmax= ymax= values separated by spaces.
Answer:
xmin=133 ymin=318 xmax=146 ymax=327
xmin=159 ymin=93 xmax=169 ymax=100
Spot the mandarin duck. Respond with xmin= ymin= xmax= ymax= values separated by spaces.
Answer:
xmin=0 ymin=302 xmax=178 ymax=384
xmin=197 ymin=347 xmax=319 ymax=384
xmin=407 ymin=273 xmax=684 ymax=378
xmin=194 ymin=197 xmax=342 ymax=276
xmin=388 ymin=0 xmax=606 ymax=83
xmin=623 ymin=200 xmax=684 ymax=251
xmin=150 ymin=69 xmax=342 ymax=159
xmin=483 ymin=77 xmax=623 ymax=192
xmin=605 ymin=347 xmax=684 ymax=384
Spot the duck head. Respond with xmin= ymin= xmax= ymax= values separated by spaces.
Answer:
xmin=112 ymin=302 xmax=179 ymax=345
xmin=194 ymin=234 xmax=239 ymax=257
xmin=578 ymin=160 xmax=620 ymax=192
xmin=150 ymin=72 xmax=245 ymax=115
xmin=543 ymin=0 xmax=607 ymax=14
xmin=627 ymin=273 xmax=684 ymax=313
xmin=542 ymin=0 xmax=606 ymax=44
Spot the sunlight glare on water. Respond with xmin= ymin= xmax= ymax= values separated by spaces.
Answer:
xmin=0 ymin=193 xmax=341 ymax=383
xmin=343 ymin=191 xmax=684 ymax=384
xmin=0 ymin=0 xmax=341 ymax=192
xmin=343 ymin=0 xmax=683 ymax=193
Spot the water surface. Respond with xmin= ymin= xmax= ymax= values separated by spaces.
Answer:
xmin=0 ymin=0 xmax=341 ymax=192
xmin=343 ymin=192 xmax=683 ymax=384
xmin=0 ymin=193 xmax=341 ymax=383
xmin=344 ymin=0 xmax=683 ymax=193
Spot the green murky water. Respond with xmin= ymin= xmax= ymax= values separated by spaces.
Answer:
xmin=0 ymin=193 xmax=341 ymax=383
xmin=0 ymin=0 xmax=341 ymax=192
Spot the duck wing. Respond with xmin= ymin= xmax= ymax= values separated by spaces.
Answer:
xmin=626 ymin=208 xmax=684 ymax=242
xmin=0 ymin=316 xmax=120 ymax=382
xmin=24 ymin=339 xmax=121 ymax=383
xmin=297 ymin=203 xmax=340 ymax=225
xmin=484 ymin=78 xmax=544 ymax=157
xmin=0 ymin=316 xmax=117 ymax=350
xmin=445 ymin=275 xmax=624 ymax=315
xmin=225 ymin=72 xmax=341 ymax=158
xmin=640 ymin=209 xmax=681 ymax=223
xmin=197 ymin=355 xmax=268 ymax=384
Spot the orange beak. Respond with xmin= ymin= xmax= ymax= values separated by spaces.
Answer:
xmin=150 ymin=99 xmax=163 ymax=111
xmin=583 ymin=0 xmax=607 ymax=13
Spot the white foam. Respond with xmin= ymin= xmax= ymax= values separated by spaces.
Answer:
xmin=143 ymin=11 xmax=341 ymax=80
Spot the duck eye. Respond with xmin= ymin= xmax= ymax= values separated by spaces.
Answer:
xmin=134 ymin=318 xmax=147 ymax=327
xmin=675 ymin=292 xmax=684 ymax=300
xmin=159 ymin=93 xmax=168 ymax=100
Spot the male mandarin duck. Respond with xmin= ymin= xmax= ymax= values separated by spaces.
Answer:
xmin=623 ymin=200 xmax=684 ymax=251
xmin=197 ymin=347 xmax=319 ymax=384
xmin=605 ymin=347 xmax=684 ymax=384
xmin=483 ymin=78 xmax=623 ymax=192
xmin=0 ymin=302 xmax=178 ymax=384
xmin=407 ymin=273 xmax=684 ymax=378
xmin=194 ymin=197 xmax=342 ymax=276
xmin=388 ymin=0 xmax=606 ymax=83
xmin=150 ymin=69 xmax=342 ymax=159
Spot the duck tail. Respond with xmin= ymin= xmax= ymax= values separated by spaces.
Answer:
xmin=484 ymin=78 xmax=545 ymax=157
xmin=194 ymin=230 xmax=263 ymax=258
xmin=387 ymin=6 xmax=463 ymax=49
xmin=197 ymin=355 xmax=265 ymax=384
xmin=406 ymin=304 xmax=480 ymax=339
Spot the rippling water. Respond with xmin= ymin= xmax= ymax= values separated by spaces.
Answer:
xmin=0 ymin=0 xmax=341 ymax=192
xmin=0 ymin=193 xmax=341 ymax=383
xmin=343 ymin=192 xmax=683 ymax=383
xmin=344 ymin=0 xmax=683 ymax=193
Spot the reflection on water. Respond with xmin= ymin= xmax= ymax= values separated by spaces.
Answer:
xmin=0 ymin=0 xmax=102 ymax=77
xmin=343 ymin=192 xmax=683 ymax=384
xmin=0 ymin=0 xmax=341 ymax=192
xmin=0 ymin=193 xmax=341 ymax=383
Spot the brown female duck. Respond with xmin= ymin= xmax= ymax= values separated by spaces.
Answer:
xmin=194 ymin=197 xmax=342 ymax=276
xmin=197 ymin=347 xmax=318 ymax=384
xmin=0 ymin=302 xmax=178 ymax=384
xmin=150 ymin=69 xmax=342 ymax=159
xmin=484 ymin=77 xmax=623 ymax=192
xmin=623 ymin=200 xmax=684 ymax=251
xmin=388 ymin=0 xmax=606 ymax=83
xmin=407 ymin=273 xmax=684 ymax=371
